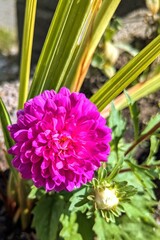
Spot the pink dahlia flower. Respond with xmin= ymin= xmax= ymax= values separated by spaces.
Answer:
xmin=8 ymin=87 xmax=112 ymax=192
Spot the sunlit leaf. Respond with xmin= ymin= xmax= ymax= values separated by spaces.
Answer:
xmin=18 ymin=0 xmax=37 ymax=109
xmin=60 ymin=212 xmax=83 ymax=240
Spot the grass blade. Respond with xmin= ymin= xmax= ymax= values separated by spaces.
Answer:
xmin=0 ymin=98 xmax=18 ymax=179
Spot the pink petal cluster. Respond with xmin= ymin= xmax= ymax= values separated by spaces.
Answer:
xmin=8 ymin=87 xmax=112 ymax=192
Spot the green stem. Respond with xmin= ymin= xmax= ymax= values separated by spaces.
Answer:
xmin=119 ymin=164 xmax=160 ymax=174
xmin=107 ymin=157 xmax=124 ymax=181
xmin=18 ymin=0 xmax=37 ymax=109
xmin=125 ymin=122 xmax=160 ymax=156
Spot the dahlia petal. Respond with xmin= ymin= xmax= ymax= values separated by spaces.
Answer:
xmin=25 ymin=150 xmax=32 ymax=158
xmin=32 ymin=140 xmax=39 ymax=148
xmin=31 ymin=163 xmax=41 ymax=177
xmin=65 ymin=170 xmax=75 ymax=181
xmin=20 ymin=163 xmax=32 ymax=179
xmin=46 ymin=178 xmax=56 ymax=191
xmin=53 ymin=183 xmax=65 ymax=192
xmin=30 ymin=154 xmax=41 ymax=163
xmin=24 ymin=113 xmax=37 ymax=125
xmin=59 ymin=87 xmax=70 ymax=96
xmin=41 ymin=168 xmax=50 ymax=178
xmin=35 ymin=146 xmax=44 ymax=156
xmin=8 ymin=124 xmax=20 ymax=138
xmin=8 ymin=144 xmax=20 ymax=155
xmin=20 ymin=153 xmax=30 ymax=163
xmin=28 ymin=127 xmax=38 ymax=139
xmin=56 ymin=161 xmax=64 ymax=169
xmin=12 ymin=156 xmax=21 ymax=168
xmin=20 ymin=141 xmax=32 ymax=152
xmin=66 ymin=181 xmax=75 ymax=191
xmin=41 ymin=159 xmax=50 ymax=169
xmin=41 ymin=90 xmax=56 ymax=99
xmin=45 ymin=99 xmax=57 ymax=112
xmin=13 ymin=129 xmax=28 ymax=142
xmin=34 ymin=178 xmax=45 ymax=188
xmin=33 ymin=95 xmax=45 ymax=108
xmin=17 ymin=115 xmax=26 ymax=127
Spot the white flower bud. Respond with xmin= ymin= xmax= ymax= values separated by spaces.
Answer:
xmin=146 ymin=0 xmax=160 ymax=14
xmin=95 ymin=188 xmax=119 ymax=210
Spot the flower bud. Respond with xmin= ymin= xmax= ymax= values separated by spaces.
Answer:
xmin=146 ymin=0 xmax=160 ymax=14
xmin=104 ymin=41 xmax=119 ymax=65
xmin=95 ymin=188 xmax=119 ymax=210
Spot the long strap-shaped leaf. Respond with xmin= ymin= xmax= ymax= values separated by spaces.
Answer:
xmin=18 ymin=0 xmax=37 ymax=109
xmin=70 ymin=0 xmax=121 ymax=92
xmin=28 ymin=0 xmax=120 ymax=99
xmin=0 ymin=98 xmax=18 ymax=180
xmin=101 ymin=72 xmax=160 ymax=118
xmin=90 ymin=34 xmax=160 ymax=111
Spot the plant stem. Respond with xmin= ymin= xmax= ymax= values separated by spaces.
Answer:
xmin=119 ymin=164 xmax=160 ymax=174
xmin=125 ymin=122 xmax=160 ymax=156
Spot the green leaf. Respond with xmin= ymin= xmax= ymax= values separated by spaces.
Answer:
xmin=122 ymin=193 xmax=157 ymax=226
xmin=124 ymin=90 xmax=139 ymax=139
xmin=93 ymin=211 xmax=128 ymax=240
xmin=69 ymin=187 xmax=88 ymax=213
xmin=60 ymin=212 xmax=83 ymax=240
xmin=142 ymin=113 xmax=160 ymax=134
xmin=28 ymin=185 xmax=46 ymax=199
xmin=32 ymin=195 xmax=65 ymax=240
xmin=121 ymin=219 xmax=160 ymax=240
xmin=0 ymin=98 xmax=14 ymax=150
xmin=91 ymin=34 xmax=160 ymax=111
xmin=108 ymin=103 xmax=126 ymax=149
xmin=126 ymin=161 xmax=156 ymax=199
xmin=0 ymin=98 xmax=14 ymax=149
xmin=76 ymin=212 xmax=94 ymax=240
xmin=93 ymin=212 xmax=108 ymax=240
xmin=107 ymin=157 xmax=124 ymax=181
xmin=0 ymin=98 xmax=18 ymax=180
xmin=18 ymin=0 xmax=37 ymax=109
xmin=146 ymin=135 xmax=159 ymax=164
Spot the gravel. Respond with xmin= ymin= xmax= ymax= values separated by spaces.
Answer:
xmin=0 ymin=80 xmax=19 ymax=170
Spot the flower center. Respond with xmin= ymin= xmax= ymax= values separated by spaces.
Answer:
xmin=49 ymin=133 xmax=73 ymax=160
